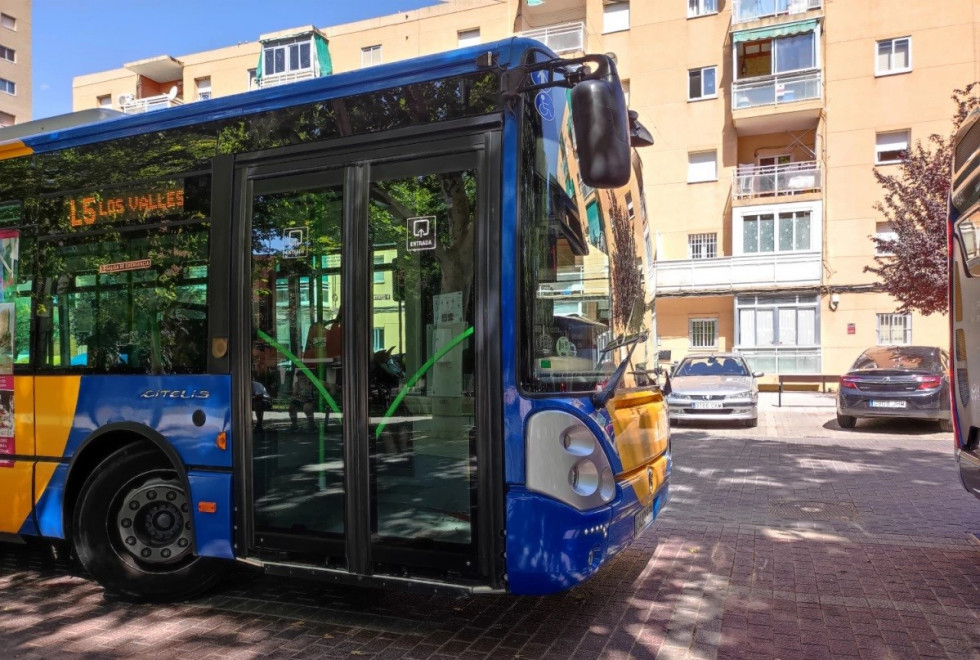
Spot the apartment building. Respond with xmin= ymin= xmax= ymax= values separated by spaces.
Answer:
xmin=0 ymin=0 xmax=31 ymax=126
xmin=71 ymin=0 xmax=980 ymax=378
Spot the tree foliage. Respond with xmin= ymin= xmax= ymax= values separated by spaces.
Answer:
xmin=866 ymin=83 xmax=979 ymax=315
xmin=607 ymin=191 xmax=646 ymax=334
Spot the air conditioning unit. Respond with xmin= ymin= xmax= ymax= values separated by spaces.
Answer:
xmin=117 ymin=93 xmax=134 ymax=106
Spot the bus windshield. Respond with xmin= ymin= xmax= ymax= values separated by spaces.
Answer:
xmin=520 ymin=73 xmax=646 ymax=394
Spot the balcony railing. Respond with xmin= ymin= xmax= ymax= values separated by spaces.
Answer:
xmin=733 ymin=161 xmax=822 ymax=200
xmin=732 ymin=0 xmax=822 ymax=24
xmin=736 ymin=346 xmax=822 ymax=374
xmin=121 ymin=94 xmax=183 ymax=114
xmin=653 ymin=251 xmax=821 ymax=294
xmin=732 ymin=70 xmax=821 ymax=110
xmin=521 ymin=22 xmax=585 ymax=55
xmin=258 ymin=68 xmax=316 ymax=88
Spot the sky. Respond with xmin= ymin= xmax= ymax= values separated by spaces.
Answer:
xmin=32 ymin=0 xmax=443 ymax=120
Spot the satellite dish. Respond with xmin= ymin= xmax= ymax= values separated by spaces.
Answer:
xmin=167 ymin=86 xmax=178 ymax=100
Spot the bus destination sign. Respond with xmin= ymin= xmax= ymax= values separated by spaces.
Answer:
xmin=67 ymin=184 xmax=185 ymax=227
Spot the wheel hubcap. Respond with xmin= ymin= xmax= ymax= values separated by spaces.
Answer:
xmin=115 ymin=478 xmax=193 ymax=564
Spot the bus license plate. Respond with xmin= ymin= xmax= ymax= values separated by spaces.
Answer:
xmin=692 ymin=401 xmax=723 ymax=409
xmin=870 ymin=400 xmax=906 ymax=408
xmin=634 ymin=503 xmax=653 ymax=537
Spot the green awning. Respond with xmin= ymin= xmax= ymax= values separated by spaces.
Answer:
xmin=314 ymin=33 xmax=332 ymax=77
xmin=733 ymin=18 xmax=818 ymax=44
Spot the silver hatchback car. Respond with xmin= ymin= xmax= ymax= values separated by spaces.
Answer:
xmin=665 ymin=353 xmax=763 ymax=427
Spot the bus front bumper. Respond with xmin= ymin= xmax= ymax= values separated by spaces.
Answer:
xmin=504 ymin=473 xmax=669 ymax=595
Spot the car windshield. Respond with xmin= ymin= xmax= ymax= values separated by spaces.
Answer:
xmin=675 ymin=356 xmax=749 ymax=377
xmin=851 ymin=346 xmax=941 ymax=372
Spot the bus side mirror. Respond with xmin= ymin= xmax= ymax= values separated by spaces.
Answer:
xmin=571 ymin=58 xmax=631 ymax=189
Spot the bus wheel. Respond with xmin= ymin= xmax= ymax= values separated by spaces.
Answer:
xmin=72 ymin=444 xmax=227 ymax=601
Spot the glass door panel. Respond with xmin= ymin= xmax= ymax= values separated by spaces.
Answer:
xmin=367 ymin=166 xmax=478 ymax=560
xmin=250 ymin=178 xmax=345 ymax=546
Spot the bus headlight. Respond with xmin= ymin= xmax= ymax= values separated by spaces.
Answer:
xmin=526 ymin=410 xmax=616 ymax=510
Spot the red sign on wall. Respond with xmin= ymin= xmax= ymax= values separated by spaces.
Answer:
xmin=847 ymin=323 xmax=856 ymax=335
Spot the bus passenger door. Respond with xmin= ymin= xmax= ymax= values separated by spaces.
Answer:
xmin=246 ymin=169 xmax=348 ymax=568
xmin=242 ymin=144 xmax=491 ymax=586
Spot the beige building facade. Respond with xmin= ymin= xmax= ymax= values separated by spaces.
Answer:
xmin=0 ymin=0 xmax=31 ymax=126
xmin=71 ymin=0 xmax=980 ymax=380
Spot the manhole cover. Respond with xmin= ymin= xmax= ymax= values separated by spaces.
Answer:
xmin=767 ymin=501 xmax=860 ymax=521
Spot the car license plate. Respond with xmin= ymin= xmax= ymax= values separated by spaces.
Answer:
xmin=691 ymin=401 xmax=723 ymax=409
xmin=870 ymin=400 xmax=906 ymax=408
xmin=634 ymin=503 xmax=653 ymax=537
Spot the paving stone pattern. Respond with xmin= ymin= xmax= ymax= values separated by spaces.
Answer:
xmin=1 ymin=396 xmax=979 ymax=659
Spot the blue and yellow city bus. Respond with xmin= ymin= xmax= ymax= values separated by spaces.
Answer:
xmin=951 ymin=108 xmax=980 ymax=499
xmin=0 ymin=38 xmax=670 ymax=600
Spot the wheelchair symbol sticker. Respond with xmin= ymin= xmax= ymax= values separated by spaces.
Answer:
xmin=535 ymin=91 xmax=555 ymax=121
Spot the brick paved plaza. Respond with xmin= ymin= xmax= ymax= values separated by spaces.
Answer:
xmin=1 ymin=393 xmax=978 ymax=659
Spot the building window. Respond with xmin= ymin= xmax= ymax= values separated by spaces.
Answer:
xmin=688 ymin=233 xmax=718 ymax=259
xmin=361 ymin=45 xmax=383 ymax=68
xmin=643 ymin=228 xmax=654 ymax=266
xmin=264 ymin=37 xmax=313 ymax=77
xmin=97 ymin=94 xmax=112 ymax=108
xmin=373 ymin=254 xmax=386 ymax=283
xmin=0 ymin=78 xmax=15 ymax=95
xmin=621 ymin=79 xmax=630 ymax=106
xmin=0 ymin=45 xmax=14 ymax=63
xmin=875 ymin=222 xmax=898 ymax=256
xmin=876 ymin=313 xmax=911 ymax=345
xmin=688 ymin=66 xmax=717 ymax=100
xmin=195 ymin=77 xmax=212 ymax=101
xmin=738 ymin=296 xmax=818 ymax=347
xmin=457 ymin=28 xmax=480 ymax=48
xmin=247 ymin=68 xmax=258 ymax=90
xmin=688 ymin=150 xmax=717 ymax=183
xmin=876 ymin=130 xmax=909 ymax=165
xmin=625 ymin=192 xmax=635 ymax=220
xmin=743 ymin=211 xmax=811 ymax=253
xmin=876 ymin=37 xmax=911 ymax=76
xmin=0 ymin=111 xmax=13 ymax=127
xmin=373 ymin=328 xmax=385 ymax=352
xmin=0 ymin=14 xmax=15 ymax=30
xmin=688 ymin=0 xmax=717 ymax=18
xmin=689 ymin=318 xmax=718 ymax=349
xmin=603 ymin=2 xmax=630 ymax=33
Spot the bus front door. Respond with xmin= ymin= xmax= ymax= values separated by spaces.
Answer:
xmin=243 ymin=148 xmax=487 ymax=586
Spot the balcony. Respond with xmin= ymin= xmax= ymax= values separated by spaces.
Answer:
xmin=258 ymin=68 xmax=316 ymax=88
xmin=732 ymin=0 xmax=822 ymax=25
xmin=521 ymin=22 xmax=585 ymax=55
xmin=653 ymin=251 xmax=821 ymax=295
xmin=120 ymin=94 xmax=183 ymax=114
xmin=734 ymin=161 xmax=822 ymax=201
xmin=733 ymin=70 xmax=821 ymax=110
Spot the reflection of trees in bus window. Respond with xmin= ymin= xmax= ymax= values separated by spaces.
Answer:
xmin=34 ymin=176 xmax=211 ymax=374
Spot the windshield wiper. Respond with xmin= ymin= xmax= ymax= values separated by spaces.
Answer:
xmin=592 ymin=331 xmax=648 ymax=409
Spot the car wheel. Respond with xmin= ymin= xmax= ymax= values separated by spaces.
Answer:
xmin=939 ymin=418 xmax=953 ymax=433
xmin=837 ymin=413 xmax=857 ymax=429
xmin=744 ymin=418 xmax=758 ymax=428
xmin=73 ymin=444 xmax=228 ymax=602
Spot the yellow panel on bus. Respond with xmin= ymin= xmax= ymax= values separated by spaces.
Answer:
xmin=34 ymin=376 xmax=81 ymax=459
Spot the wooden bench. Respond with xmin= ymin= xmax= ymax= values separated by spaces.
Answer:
xmin=777 ymin=374 xmax=840 ymax=406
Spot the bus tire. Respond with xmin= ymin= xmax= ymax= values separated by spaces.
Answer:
xmin=72 ymin=444 xmax=227 ymax=602
xmin=837 ymin=414 xmax=856 ymax=429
